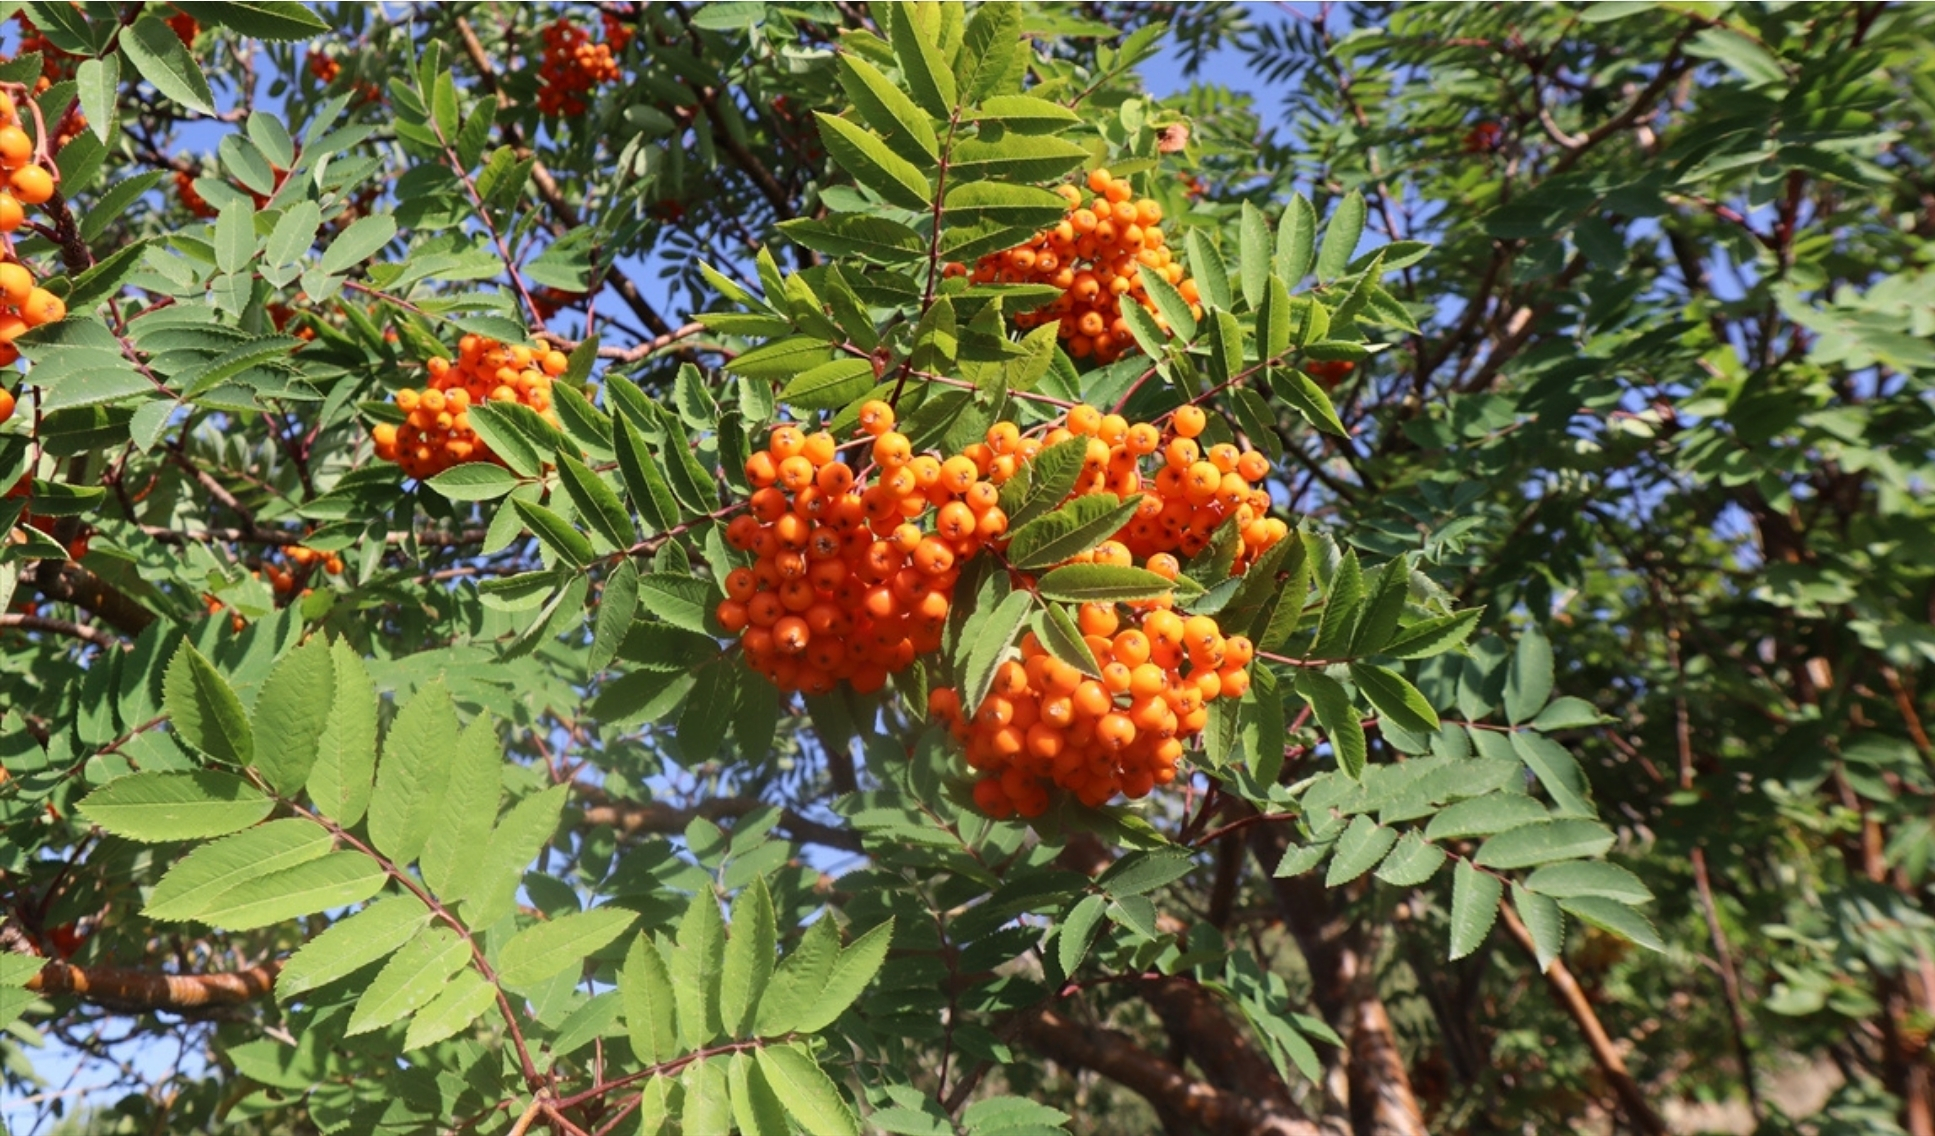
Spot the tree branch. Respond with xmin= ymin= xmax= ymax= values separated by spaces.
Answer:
xmin=27 ymin=960 xmax=278 ymax=1012
xmin=1017 ymin=1006 xmax=1321 ymax=1136
xmin=570 ymin=783 xmax=862 ymax=853
xmin=1497 ymin=903 xmax=1668 ymax=1136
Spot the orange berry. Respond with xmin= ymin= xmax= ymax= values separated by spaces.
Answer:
xmin=9 ymin=165 xmax=52 ymax=206
xmin=858 ymin=400 xmax=895 ymax=435
xmin=1172 ymin=405 xmax=1206 ymax=438
xmin=0 ymin=127 xmax=29 ymax=166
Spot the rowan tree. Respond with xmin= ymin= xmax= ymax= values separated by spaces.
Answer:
xmin=1 ymin=3 xmax=1932 ymax=1136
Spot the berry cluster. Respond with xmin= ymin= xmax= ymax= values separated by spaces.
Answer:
xmin=175 ymin=170 xmax=215 ymax=218
xmin=370 ymin=335 xmax=568 ymax=480
xmin=935 ymin=602 xmax=1256 ymax=817
xmin=1046 ymin=402 xmax=1285 ymax=567
xmin=535 ymin=19 xmax=626 ymax=117
xmin=13 ymin=14 xmax=72 ymax=92
xmin=4 ymin=477 xmax=86 ymax=560
xmin=0 ymin=88 xmax=69 ymax=370
xmin=965 ymin=169 xmax=1202 ymax=365
xmin=166 ymin=8 xmax=198 ymax=47
xmin=1304 ymin=358 xmax=1356 ymax=389
xmin=306 ymin=51 xmax=340 ymax=84
xmin=716 ymin=401 xmax=1007 ymax=696
xmin=714 ymin=397 xmax=1283 ymax=814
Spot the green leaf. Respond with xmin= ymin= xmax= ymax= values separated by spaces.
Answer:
xmin=1350 ymin=560 xmax=1411 ymax=656
xmin=123 ymin=15 xmax=216 ymax=114
xmin=758 ymin=1044 xmax=860 ymax=1136
xmin=835 ymin=53 xmax=938 ymax=161
xmin=1295 ymin=669 xmax=1365 ymax=779
xmin=320 ymin=214 xmax=397 ymax=274
xmin=246 ymin=637 xmax=334 ymax=795
xmin=886 ymin=4 xmax=957 ymax=118
xmin=419 ymin=717 xmax=502 ymax=899
xmin=1316 ymin=190 xmax=1366 ymax=281
xmin=368 ymin=681 xmax=459 ymax=866
xmin=1513 ymin=885 xmax=1566 ymax=972
xmin=426 ymin=462 xmax=518 ymax=502
xmin=1034 ymin=603 xmax=1102 ymax=679
xmin=972 ymin=94 xmax=1079 ymax=131
xmin=959 ymin=590 xmax=1035 ymax=719
xmin=1449 ymin=859 xmax=1502 ymax=960
xmin=1474 ymin=819 xmax=1616 ymax=870
xmin=1187 ymin=230 xmax=1232 ymax=316
xmin=1204 ymin=308 xmax=1244 ymax=388
xmin=1532 ymin=697 xmax=1605 ymax=731
xmin=719 ymin=878 xmax=777 ymax=1038
xmin=782 ymin=358 xmax=876 ymax=411
xmin=1349 ymin=663 xmax=1440 ymax=735
xmin=815 ymin=112 xmax=933 ymax=211
xmin=1006 ymin=494 xmax=1144 ymax=572
xmin=464 ymin=403 xmax=542 ymax=478
xmin=1001 ymin=434 xmax=1089 ymax=528
xmin=306 ymin=642 xmax=377 ymax=827
xmin=265 ymin=200 xmax=321 ymax=267
xmin=1511 ymin=731 xmax=1594 ymax=817
xmin=1277 ymin=366 xmax=1350 ymax=437
xmin=653 ymin=406 xmax=720 ymax=513
xmin=674 ymin=891 xmax=728 ymax=1047
xmin=613 ymin=412 xmax=682 ymax=532
xmin=201 ymin=1 xmax=331 ymax=39
xmin=194 ymin=852 xmax=386 ymax=930
xmin=959 ymin=0 xmax=1020 ymax=101
xmin=277 ymin=895 xmax=431 ymax=999
xmin=1311 ymin=551 xmax=1364 ymax=660
xmin=346 ymin=926 xmax=472 ymax=1036
xmin=1374 ymin=831 xmax=1447 ymax=887
xmin=1525 ymin=861 xmax=1652 ymax=904
xmin=1383 ymin=609 xmax=1482 ymax=660
xmin=496 ymin=906 xmax=638 ymax=986
xmin=730 ymin=1051 xmax=792 ymax=1136
xmin=590 ymin=559 xmax=639 ymax=674
xmin=144 ymin=818 xmax=331 ymax=922
xmin=1325 ymin=815 xmax=1398 ymax=886
xmin=1275 ymin=194 xmax=1316 ymax=285
xmin=949 ymin=134 xmax=1090 ymax=183
xmin=637 ymin=573 xmax=716 ymax=636
xmin=1137 ymin=265 xmax=1197 ymax=341
xmin=164 ymin=642 xmax=253 ymax=766
xmin=75 ymin=55 xmax=117 ymax=144
xmin=1057 ymin=893 xmax=1107 ymax=977
xmin=556 ymin=453 xmax=635 ymax=551
xmin=794 ymin=918 xmax=891 ymax=1034
xmin=1425 ymin=793 xmax=1550 ymax=841
xmin=1685 ymin=25 xmax=1787 ymax=87
xmin=1557 ymin=896 xmax=1664 ymax=952
xmin=78 ymin=771 xmax=271 ymax=843
xmin=621 ymin=933 xmax=680 ymax=1065
xmin=1036 ymin=564 xmax=1181 ymax=604
xmin=512 ymin=497 xmax=598 ymax=569
xmin=683 ymin=1057 xmax=731 ymax=1136
xmin=457 ymin=784 xmax=567 ymax=928
xmin=1097 ymin=848 xmax=1195 ymax=897
xmin=1239 ymin=203 xmax=1271 ymax=308
xmin=403 ymin=969 xmax=498 ymax=1051
xmin=1504 ymin=628 xmax=1554 ymax=724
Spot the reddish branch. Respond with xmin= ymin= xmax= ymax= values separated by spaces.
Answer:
xmin=27 ymin=960 xmax=278 ymax=1012
xmin=1017 ymin=1007 xmax=1320 ymax=1136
